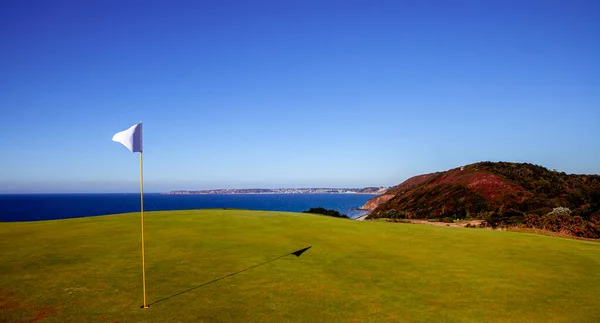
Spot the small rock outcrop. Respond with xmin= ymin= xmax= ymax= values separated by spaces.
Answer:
xmin=359 ymin=194 xmax=394 ymax=211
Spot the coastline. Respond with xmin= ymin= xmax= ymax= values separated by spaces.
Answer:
xmin=162 ymin=192 xmax=380 ymax=195
xmin=354 ymin=213 xmax=370 ymax=221
xmin=163 ymin=187 xmax=388 ymax=196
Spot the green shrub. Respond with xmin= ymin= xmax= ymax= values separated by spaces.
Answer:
xmin=302 ymin=207 xmax=348 ymax=219
xmin=385 ymin=209 xmax=399 ymax=218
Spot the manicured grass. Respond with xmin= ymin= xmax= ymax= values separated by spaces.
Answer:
xmin=1 ymin=210 xmax=599 ymax=322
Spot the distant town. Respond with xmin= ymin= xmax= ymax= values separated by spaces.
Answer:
xmin=163 ymin=187 xmax=389 ymax=195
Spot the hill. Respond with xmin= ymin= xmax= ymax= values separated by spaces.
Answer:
xmin=1 ymin=210 xmax=599 ymax=322
xmin=364 ymin=162 xmax=600 ymax=238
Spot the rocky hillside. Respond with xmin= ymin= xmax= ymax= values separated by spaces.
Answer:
xmin=365 ymin=162 xmax=600 ymax=238
xmin=360 ymin=173 xmax=440 ymax=211
xmin=360 ymin=194 xmax=395 ymax=210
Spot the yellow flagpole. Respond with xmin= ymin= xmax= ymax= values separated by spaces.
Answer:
xmin=140 ymin=151 xmax=148 ymax=308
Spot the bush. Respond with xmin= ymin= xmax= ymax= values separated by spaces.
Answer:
xmin=442 ymin=217 xmax=454 ymax=223
xmin=530 ymin=207 xmax=553 ymax=216
xmin=523 ymin=214 xmax=539 ymax=227
xmin=302 ymin=207 xmax=348 ymax=219
xmin=385 ymin=209 xmax=399 ymax=218
xmin=517 ymin=212 xmax=600 ymax=239
xmin=485 ymin=208 xmax=524 ymax=228
xmin=547 ymin=207 xmax=571 ymax=216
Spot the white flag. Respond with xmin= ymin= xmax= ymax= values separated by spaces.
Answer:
xmin=112 ymin=122 xmax=143 ymax=152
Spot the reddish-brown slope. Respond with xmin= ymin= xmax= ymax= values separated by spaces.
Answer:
xmin=368 ymin=163 xmax=528 ymax=218
xmin=389 ymin=173 xmax=440 ymax=193
xmin=359 ymin=194 xmax=394 ymax=211
xmin=427 ymin=165 xmax=527 ymax=203
xmin=365 ymin=161 xmax=600 ymax=238
xmin=360 ymin=173 xmax=440 ymax=210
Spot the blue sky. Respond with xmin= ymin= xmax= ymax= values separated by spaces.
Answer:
xmin=1 ymin=0 xmax=599 ymax=193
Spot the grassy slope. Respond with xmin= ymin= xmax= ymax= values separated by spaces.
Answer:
xmin=1 ymin=210 xmax=599 ymax=322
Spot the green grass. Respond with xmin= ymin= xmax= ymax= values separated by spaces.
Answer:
xmin=1 ymin=210 xmax=599 ymax=322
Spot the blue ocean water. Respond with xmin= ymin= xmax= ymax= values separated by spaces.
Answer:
xmin=0 ymin=193 xmax=376 ymax=222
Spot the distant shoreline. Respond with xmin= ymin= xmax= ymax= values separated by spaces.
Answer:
xmin=163 ymin=188 xmax=388 ymax=195
xmin=162 ymin=192 xmax=381 ymax=195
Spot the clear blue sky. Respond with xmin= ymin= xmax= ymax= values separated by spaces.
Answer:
xmin=1 ymin=0 xmax=599 ymax=193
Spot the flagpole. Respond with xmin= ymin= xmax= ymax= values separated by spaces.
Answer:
xmin=140 ymin=151 xmax=148 ymax=308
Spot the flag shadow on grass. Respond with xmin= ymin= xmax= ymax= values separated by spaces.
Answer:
xmin=148 ymin=246 xmax=312 ymax=307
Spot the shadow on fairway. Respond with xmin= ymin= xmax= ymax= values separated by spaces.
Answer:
xmin=149 ymin=246 xmax=312 ymax=307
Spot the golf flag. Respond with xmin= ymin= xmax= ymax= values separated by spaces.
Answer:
xmin=112 ymin=122 xmax=148 ymax=309
xmin=112 ymin=123 xmax=143 ymax=153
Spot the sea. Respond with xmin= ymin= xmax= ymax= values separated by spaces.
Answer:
xmin=0 ymin=193 xmax=376 ymax=222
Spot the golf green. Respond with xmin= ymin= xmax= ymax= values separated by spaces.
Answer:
xmin=1 ymin=210 xmax=599 ymax=322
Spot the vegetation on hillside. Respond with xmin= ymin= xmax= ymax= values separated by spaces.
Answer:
xmin=302 ymin=207 xmax=348 ymax=218
xmin=369 ymin=162 xmax=600 ymax=238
